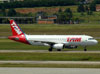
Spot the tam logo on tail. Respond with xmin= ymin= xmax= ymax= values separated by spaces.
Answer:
xmin=10 ymin=20 xmax=24 ymax=36
xmin=11 ymin=21 xmax=22 ymax=35
xmin=9 ymin=20 xmax=29 ymax=44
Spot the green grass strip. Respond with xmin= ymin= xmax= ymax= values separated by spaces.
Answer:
xmin=0 ymin=52 xmax=100 ymax=61
xmin=0 ymin=63 xmax=100 ymax=68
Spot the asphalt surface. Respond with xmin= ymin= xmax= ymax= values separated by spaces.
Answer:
xmin=0 ymin=68 xmax=100 ymax=74
xmin=0 ymin=61 xmax=100 ymax=65
xmin=0 ymin=50 xmax=100 ymax=53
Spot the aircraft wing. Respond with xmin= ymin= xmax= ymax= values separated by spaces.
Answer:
xmin=34 ymin=40 xmax=56 ymax=45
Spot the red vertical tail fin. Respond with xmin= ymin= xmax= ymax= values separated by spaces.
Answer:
xmin=10 ymin=20 xmax=24 ymax=36
xmin=8 ymin=20 xmax=30 ymax=44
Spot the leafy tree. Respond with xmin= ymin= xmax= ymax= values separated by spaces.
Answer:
xmin=57 ymin=8 xmax=73 ymax=24
xmin=77 ymin=4 xmax=85 ymax=12
xmin=89 ymin=2 xmax=96 ymax=11
xmin=56 ymin=12 xmax=67 ymax=24
xmin=7 ymin=8 xmax=17 ymax=16
xmin=85 ymin=6 xmax=89 ymax=12
xmin=95 ymin=0 xmax=100 ymax=4
xmin=1 ymin=7 xmax=6 ymax=16
xmin=64 ymin=8 xmax=72 ymax=13
xmin=64 ymin=8 xmax=73 ymax=19
xmin=58 ymin=8 xmax=63 ymax=13
xmin=0 ymin=0 xmax=77 ymax=9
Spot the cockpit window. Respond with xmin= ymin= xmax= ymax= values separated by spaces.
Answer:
xmin=88 ymin=38 xmax=94 ymax=40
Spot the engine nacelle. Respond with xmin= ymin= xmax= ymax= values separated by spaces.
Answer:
xmin=53 ymin=44 xmax=64 ymax=49
xmin=65 ymin=45 xmax=78 ymax=49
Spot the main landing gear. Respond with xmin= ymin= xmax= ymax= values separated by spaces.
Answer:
xmin=49 ymin=47 xmax=53 ymax=52
xmin=48 ymin=48 xmax=62 ymax=51
xmin=48 ymin=44 xmax=62 ymax=52
xmin=49 ymin=47 xmax=61 ymax=52
xmin=84 ymin=46 xmax=87 ymax=51
xmin=49 ymin=44 xmax=53 ymax=52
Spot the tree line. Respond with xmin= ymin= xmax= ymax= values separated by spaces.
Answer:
xmin=0 ymin=0 xmax=77 ymax=9
xmin=95 ymin=0 xmax=100 ymax=4
xmin=77 ymin=1 xmax=96 ymax=15
xmin=56 ymin=1 xmax=97 ymax=24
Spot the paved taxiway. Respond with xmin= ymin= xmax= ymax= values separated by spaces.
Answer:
xmin=0 ymin=61 xmax=100 ymax=65
xmin=0 ymin=68 xmax=100 ymax=74
xmin=1 ymin=50 xmax=100 ymax=53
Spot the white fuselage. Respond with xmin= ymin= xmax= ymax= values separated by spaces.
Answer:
xmin=25 ymin=35 xmax=98 ymax=47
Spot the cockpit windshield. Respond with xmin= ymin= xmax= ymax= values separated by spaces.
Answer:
xmin=88 ymin=38 xmax=94 ymax=40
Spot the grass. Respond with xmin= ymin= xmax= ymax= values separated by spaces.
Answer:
xmin=0 ymin=63 xmax=100 ymax=68
xmin=1 ymin=24 xmax=100 ymax=37
xmin=0 ymin=52 xmax=100 ymax=61
xmin=0 ymin=39 xmax=48 ymax=50
xmin=73 ymin=12 xmax=100 ymax=24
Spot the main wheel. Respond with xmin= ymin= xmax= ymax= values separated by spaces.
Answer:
xmin=57 ymin=49 xmax=61 ymax=51
xmin=84 ymin=48 xmax=87 ymax=51
xmin=84 ymin=46 xmax=87 ymax=51
xmin=49 ymin=48 xmax=52 ymax=52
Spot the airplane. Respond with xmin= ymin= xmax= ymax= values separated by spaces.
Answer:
xmin=8 ymin=19 xmax=98 ymax=51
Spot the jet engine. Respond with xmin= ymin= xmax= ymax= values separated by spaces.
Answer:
xmin=65 ymin=45 xmax=78 ymax=49
xmin=53 ymin=44 xmax=64 ymax=49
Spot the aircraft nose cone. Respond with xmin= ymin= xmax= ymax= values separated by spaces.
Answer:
xmin=94 ymin=40 xmax=98 ymax=44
